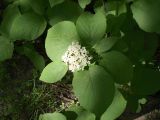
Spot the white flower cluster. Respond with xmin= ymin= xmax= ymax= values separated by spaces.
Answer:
xmin=62 ymin=42 xmax=92 ymax=72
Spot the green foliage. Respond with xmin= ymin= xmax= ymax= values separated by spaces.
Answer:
xmin=1 ymin=0 xmax=160 ymax=119
xmin=76 ymin=111 xmax=95 ymax=120
xmin=73 ymin=65 xmax=115 ymax=117
xmin=78 ymin=0 xmax=91 ymax=9
xmin=100 ymin=51 xmax=133 ymax=84
xmin=131 ymin=0 xmax=160 ymax=33
xmin=40 ymin=61 xmax=68 ymax=83
xmin=105 ymin=0 xmax=127 ymax=16
xmin=45 ymin=21 xmax=79 ymax=61
xmin=0 ymin=5 xmax=46 ymax=41
xmin=101 ymin=89 xmax=127 ymax=120
xmin=0 ymin=5 xmax=21 ymax=37
xmin=76 ymin=8 xmax=106 ymax=45
xmin=93 ymin=37 xmax=119 ymax=53
xmin=47 ymin=0 xmax=82 ymax=26
xmin=39 ymin=112 xmax=67 ymax=120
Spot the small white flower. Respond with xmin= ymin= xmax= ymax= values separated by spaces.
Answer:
xmin=62 ymin=42 xmax=92 ymax=72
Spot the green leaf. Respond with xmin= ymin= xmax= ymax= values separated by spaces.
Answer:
xmin=29 ymin=0 xmax=49 ymax=15
xmin=73 ymin=65 xmax=115 ymax=117
xmin=14 ymin=0 xmax=49 ymax=15
xmin=131 ymin=0 xmax=160 ymax=33
xmin=0 ymin=36 xmax=14 ymax=61
xmin=93 ymin=37 xmax=119 ymax=53
xmin=39 ymin=112 xmax=66 ymax=120
xmin=0 ymin=6 xmax=46 ymax=41
xmin=0 ymin=5 xmax=21 ymax=36
xmin=49 ymin=0 xmax=64 ymax=7
xmin=45 ymin=21 xmax=79 ymax=61
xmin=10 ymin=12 xmax=46 ymax=41
xmin=76 ymin=111 xmax=95 ymax=120
xmin=99 ymin=51 xmax=133 ymax=84
xmin=106 ymin=14 xmax=126 ymax=36
xmin=76 ymin=8 xmax=106 ymax=45
xmin=40 ymin=61 xmax=68 ymax=83
xmin=78 ymin=0 xmax=91 ymax=9
xmin=47 ymin=1 xmax=82 ymax=26
xmin=101 ymin=89 xmax=127 ymax=120
xmin=105 ymin=1 xmax=127 ymax=16
xmin=16 ymin=45 xmax=45 ymax=72
xmin=131 ymin=66 xmax=160 ymax=95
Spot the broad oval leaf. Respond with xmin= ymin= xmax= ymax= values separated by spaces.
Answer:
xmin=47 ymin=1 xmax=82 ymax=26
xmin=0 ymin=5 xmax=46 ymax=41
xmin=76 ymin=8 xmax=106 ymax=45
xmin=131 ymin=0 xmax=160 ymax=33
xmin=99 ymin=51 xmax=133 ymax=84
xmin=73 ymin=65 xmax=115 ymax=117
xmin=40 ymin=61 xmax=68 ymax=83
xmin=0 ymin=36 xmax=14 ymax=61
xmin=101 ymin=89 xmax=127 ymax=120
xmin=39 ymin=112 xmax=66 ymax=120
xmin=93 ymin=37 xmax=119 ymax=53
xmin=10 ymin=12 xmax=46 ymax=41
xmin=45 ymin=21 xmax=79 ymax=61
xmin=76 ymin=111 xmax=95 ymax=120
xmin=131 ymin=66 xmax=160 ymax=95
xmin=0 ymin=5 xmax=21 ymax=36
xmin=78 ymin=0 xmax=91 ymax=9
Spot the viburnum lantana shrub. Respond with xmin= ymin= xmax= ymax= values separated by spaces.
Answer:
xmin=39 ymin=0 xmax=160 ymax=118
xmin=1 ymin=0 xmax=160 ymax=120
xmin=39 ymin=7 xmax=132 ymax=119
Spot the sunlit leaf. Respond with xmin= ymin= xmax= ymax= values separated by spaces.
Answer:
xmin=39 ymin=112 xmax=66 ymax=120
xmin=76 ymin=8 xmax=106 ymax=45
xmin=45 ymin=21 xmax=79 ymax=61
xmin=40 ymin=61 xmax=68 ymax=83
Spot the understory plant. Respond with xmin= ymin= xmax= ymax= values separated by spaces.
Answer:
xmin=0 ymin=0 xmax=160 ymax=120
